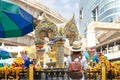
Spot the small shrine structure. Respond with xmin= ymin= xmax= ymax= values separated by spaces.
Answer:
xmin=35 ymin=13 xmax=80 ymax=68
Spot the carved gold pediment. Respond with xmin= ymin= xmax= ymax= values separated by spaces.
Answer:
xmin=35 ymin=13 xmax=58 ymax=43
xmin=63 ymin=15 xmax=79 ymax=45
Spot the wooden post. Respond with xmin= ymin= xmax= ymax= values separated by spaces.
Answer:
xmin=29 ymin=64 xmax=34 ymax=80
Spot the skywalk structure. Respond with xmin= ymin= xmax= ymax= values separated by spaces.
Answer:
xmin=87 ymin=18 xmax=120 ymax=61
xmin=79 ymin=0 xmax=120 ymax=61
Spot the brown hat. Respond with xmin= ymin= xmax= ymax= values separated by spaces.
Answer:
xmin=70 ymin=41 xmax=82 ymax=52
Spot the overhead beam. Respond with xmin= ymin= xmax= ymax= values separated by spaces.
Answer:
xmin=86 ymin=22 xmax=120 ymax=48
xmin=11 ymin=0 xmax=67 ymax=24
xmin=87 ymin=22 xmax=120 ymax=32
xmin=0 ymin=35 xmax=34 ymax=46
xmin=95 ymin=22 xmax=120 ymax=31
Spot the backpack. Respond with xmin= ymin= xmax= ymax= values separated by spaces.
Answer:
xmin=68 ymin=54 xmax=83 ymax=79
xmin=69 ymin=54 xmax=82 ymax=71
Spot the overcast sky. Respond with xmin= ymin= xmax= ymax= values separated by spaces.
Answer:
xmin=36 ymin=0 xmax=79 ymax=28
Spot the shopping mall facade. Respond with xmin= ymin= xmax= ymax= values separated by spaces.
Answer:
xmin=79 ymin=0 xmax=120 ymax=61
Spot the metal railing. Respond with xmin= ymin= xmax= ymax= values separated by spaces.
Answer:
xmin=85 ymin=69 xmax=101 ymax=80
xmin=0 ymin=64 xmax=120 ymax=80
xmin=34 ymin=68 xmax=70 ymax=80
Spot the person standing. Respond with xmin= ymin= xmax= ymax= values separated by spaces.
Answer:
xmin=66 ymin=41 xmax=88 ymax=80
xmin=20 ymin=50 xmax=33 ymax=67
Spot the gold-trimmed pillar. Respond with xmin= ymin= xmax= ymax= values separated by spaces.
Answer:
xmin=36 ymin=43 xmax=44 ymax=68
xmin=55 ymin=38 xmax=65 ymax=68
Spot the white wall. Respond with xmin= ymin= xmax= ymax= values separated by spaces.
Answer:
xmin=104 ymin=51 xmax=120 ymax=60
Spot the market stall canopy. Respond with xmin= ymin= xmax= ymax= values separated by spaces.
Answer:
xmin=0 ymin=0 xmax=34 ymax=38
xmin=0 ymin=48 xmax=11 ymax=59
xmin=0 ymin=58 xmax=14 ymax=64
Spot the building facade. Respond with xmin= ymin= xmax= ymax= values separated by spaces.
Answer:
xmin=79 ymin=0 xmax=120 ymax=61
xmin=79 ymin=0 xmax=120 ymax=37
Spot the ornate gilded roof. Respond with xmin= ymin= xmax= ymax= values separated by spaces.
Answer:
xmin=35 ymin=13 xmax=58 ymax=44
xmin=35 ymin=13 xmax=80 ymax=45
xmin=63 ymin=14 xmax=79 ymax=45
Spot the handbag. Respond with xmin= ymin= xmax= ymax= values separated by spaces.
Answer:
xmin=69 ymin=71 xmax=83 ymax=79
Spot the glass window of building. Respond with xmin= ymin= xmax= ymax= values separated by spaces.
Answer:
xmin=92 ymin=7 xmax=98 ymax=21
xmin=0 ymin=43 xmax=2 ymax=46
xmin=80 ymin=8 xmax=83 ymax=22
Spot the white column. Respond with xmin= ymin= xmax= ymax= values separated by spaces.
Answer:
xmin=107 ymin=44 xmax=109 ymax=54
xmin=87 ymin=31 xmax=96 ymax=48
xmin=114 ymin=42 xmax=116 ymax=52
xmin=101 ymin=46 xmax=103 ymax=52
xmin=2 ymin=43 xmax=4 ymax=48
xmin=95 ymin=8 xmax=98 ymax=21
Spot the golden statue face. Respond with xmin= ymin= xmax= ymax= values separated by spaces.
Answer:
xmin=47 ymin=29 xmax=54 ymax=39
xmin=66 ymin=30 xmax=76 ymax=45
xmin=48 ymin=29 xmax=52 ymax=33
xmin=38 ymin=30 xmax=45 ymax=40
xmin=37 ymin=28 xmax=54 ymax=42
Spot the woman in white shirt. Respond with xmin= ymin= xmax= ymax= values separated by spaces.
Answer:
xmin=66 ymin=41 xmax=88 ymax=80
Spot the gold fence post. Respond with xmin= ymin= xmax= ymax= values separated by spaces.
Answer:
xmin=29 ymin=64 xmax=34 ymax=80
xmin=101 ymin=62 xmax=107 ymax=80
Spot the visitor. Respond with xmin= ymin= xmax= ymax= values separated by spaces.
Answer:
xmin=20 ymin=50 xmax=33 ymax=67
xmin=66 ymin=41 xmax=88 ymax=80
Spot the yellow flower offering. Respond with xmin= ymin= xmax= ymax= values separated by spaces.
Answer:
xmin=13 ymin=57 xmax=24 ymax=67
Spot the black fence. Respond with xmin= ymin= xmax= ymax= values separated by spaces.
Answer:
xmin=107 ymin=70 xmax=120 ymax=80
xmin=34 ymin=68 xmax=70 ymax=80
xmin=0 ymin=68 xmax=120 ymax=80
xmin=85 ymin=69 xmax=101 ymax=80
xmin=85 ymin=69 xmax=120 ymax=80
